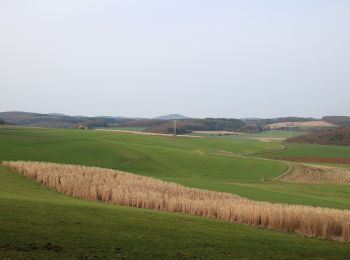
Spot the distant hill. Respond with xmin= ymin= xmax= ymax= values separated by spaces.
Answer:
xmin=287 ymin=126 xmax=350 ymax=146
xmin=48 ymin=113 xmax=69 ymax=116
xmin=154 ymin=114 xmax=190 ymax=120
xmin=0 ymin=111 xmax=126 ymax=128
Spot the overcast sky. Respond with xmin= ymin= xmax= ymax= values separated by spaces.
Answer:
xmin=1 ymin=1 xmax=349 ymax=118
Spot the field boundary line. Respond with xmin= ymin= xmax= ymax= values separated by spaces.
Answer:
xmin=94 ymin=128 xmax=206 ymax=138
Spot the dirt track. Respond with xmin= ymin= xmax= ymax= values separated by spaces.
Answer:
xmin=192 ymin=131 xmax=239 ymax=135
xmin=94 ymin=129 xmax=205 ymax=138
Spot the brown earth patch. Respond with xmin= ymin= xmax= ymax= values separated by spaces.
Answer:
xmin=277 ymin=157 xmax=350 ymax=164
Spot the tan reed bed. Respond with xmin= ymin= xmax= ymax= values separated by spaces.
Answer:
xmin=281 ymin=164 xmax=350 ymax=185
xmin=3 ymin=160 xmax=350 ymax=242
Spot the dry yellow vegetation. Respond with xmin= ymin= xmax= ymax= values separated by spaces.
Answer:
xmin=280 ymin=164 xmax=350 ymax=185
xmin=3 ymin=161 xmax=350 ymax=242
xmin=268 ymin=120 xmax=334 ymax=129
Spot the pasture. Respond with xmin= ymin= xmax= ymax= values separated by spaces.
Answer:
xmin=264 ymin=142 xmax=350 ymax=168
xmin=1 ymin=125 xmax=350 ymax=258
xmin=0 ymin=126 xmax=286 ymax=182
xmin=1 ymin=126 xmax=350 ymax=208
xmin=238 ymin=129 xmax=305 ymax=139
xmin=2 ymin=166 xmax=350 ymax=259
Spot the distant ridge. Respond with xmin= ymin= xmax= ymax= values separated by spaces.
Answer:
xmin=0 ymin=111 xmax=126 ymax=128
xmin=154 ymin=114 xmax=190 ymax=120
xmin=48 ymin=113 xmax=69 ymax=117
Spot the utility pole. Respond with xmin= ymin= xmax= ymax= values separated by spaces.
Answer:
xmin=173 ymin=120 xmax=176 ymax=136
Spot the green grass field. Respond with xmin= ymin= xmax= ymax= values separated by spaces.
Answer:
xmin=1 ymin=126 xmax=350 ymax=258
xmin=0 ymin=126 xmax=286 ymax=183
xmin=262 ymin=142 xmax=350 ymax=169
xmin=98 ymin=126 xmax=146 ymax=131
xmin=238 ymin=130 xmax=306 ymax=138
xmin=1 ymin=126 xmax=350 ymax=208
xmin=266 ymin=143 xmax=350 ymax=159
xmin=2 ymin=166 xmax=350 ymax=259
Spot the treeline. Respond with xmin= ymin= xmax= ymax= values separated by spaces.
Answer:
xmin=4 ymin=111 xmax=349 ymax=134
xmin=116 ymin=118 xmax=166 ymax=128
xmin=323 ymin=116 xmax=350 ymax=126
xmin=262 ymin=117 xmax=316 ymax=125
xmin=287 ymin=127 xmax=350 ymax=146
xmin=144 ymin=118 xmax=246 ymax=134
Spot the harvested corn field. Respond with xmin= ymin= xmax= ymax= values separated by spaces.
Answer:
xmin=268 ymin=121 xmax=334 ymax=129
xmin=280 ymin=164 xmax=350 ymax=185
xmin=4 ymin=160 xmax=350 ymax=242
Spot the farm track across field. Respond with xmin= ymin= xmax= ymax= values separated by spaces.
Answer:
xmin=94 ymin=128 xmax=205 ymax=138
xmin=246 ymin=143 xmax=288 ymax=156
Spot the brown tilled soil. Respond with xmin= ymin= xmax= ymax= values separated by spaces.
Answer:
xmin=277 ymin=157 xmax=350 ymax=164
xmin=268 ymin=121 xmax=334 ymax=129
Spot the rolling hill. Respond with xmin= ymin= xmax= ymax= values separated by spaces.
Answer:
xmin=0 ymin=111 xmax=125 ymax=128
xmin=1 ymin=126 xmax=350 ymax=258
xmin=154 ymin=114 xmax=190 ymax=120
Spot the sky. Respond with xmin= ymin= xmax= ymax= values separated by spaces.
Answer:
xmin=1 ymin=0 xmax=349 ymax=118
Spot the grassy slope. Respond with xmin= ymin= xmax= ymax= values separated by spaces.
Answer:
xmin=238 ymin=130 xmax=306 ymax=138
xmin=1 ymin=126 xmax=350 ymax=209
xmin=169 ymin=178 xmax=350 ymax=209
xmin=0 ymin=126 xmax=286 ymax=182
xmin=262 ymin=142 xmax=350 ymax=169
xmin=97 ymin=126 xmax=146 ymax=131
xmin=1 ymin=166 xmax=350 ymax=259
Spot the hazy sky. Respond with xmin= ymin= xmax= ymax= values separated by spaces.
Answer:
xmin=1 ymin=1 xmax=349 ymax=118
